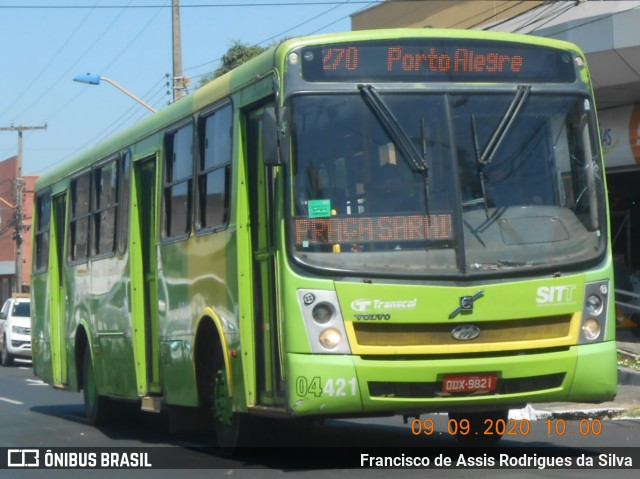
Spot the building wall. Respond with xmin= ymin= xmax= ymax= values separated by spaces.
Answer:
xmin=0 ymin=156 xmax=36 ymax=303
xmin=0 ymin=157 xmax=17 ymax=303
xmin=351 ymin=1 xmax=545 ymax=30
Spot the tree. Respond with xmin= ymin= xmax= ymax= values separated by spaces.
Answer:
xmin=199 ymin=41 xmax=267 ymax=87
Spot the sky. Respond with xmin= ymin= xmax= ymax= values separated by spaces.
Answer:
xmin=0 ymin=0 xmax=376 ymax=176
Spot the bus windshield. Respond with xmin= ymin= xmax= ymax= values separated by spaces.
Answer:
xmin=288 ymin=92 xmax=606 ymax=276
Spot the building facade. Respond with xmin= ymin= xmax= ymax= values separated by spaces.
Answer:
xmin=351 ymin=1 xmax=546 ymax=31
xmin=0 ymin=156 xmax=36 ymax=304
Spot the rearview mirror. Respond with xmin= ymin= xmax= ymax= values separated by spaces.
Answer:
xmin=262 ymin=107 xmax=289 ymax=166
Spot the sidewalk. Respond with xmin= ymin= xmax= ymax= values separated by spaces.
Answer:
xmin=519 ymin=329 xmax=640 ymax=420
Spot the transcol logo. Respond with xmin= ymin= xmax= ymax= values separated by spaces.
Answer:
xmin=351 ymin=299 xmax=373 ymax=312
xmin=536 ymin=285 xmax=577 ymax=305
xmin=350 ymin=298 xmax=417 ymax=312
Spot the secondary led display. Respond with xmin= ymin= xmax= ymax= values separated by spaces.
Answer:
xmin=293 ymin=214 xmax=454 ymax=247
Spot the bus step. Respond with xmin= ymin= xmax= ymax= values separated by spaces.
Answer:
xmin=140 ymin=396 xmax=163 ymax=413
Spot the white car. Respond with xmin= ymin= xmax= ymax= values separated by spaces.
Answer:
xmin=0 ymin=296 xmax=31 ymax=366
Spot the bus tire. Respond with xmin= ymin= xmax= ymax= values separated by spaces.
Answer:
xmin=211 ymin=351 xmax=247 ymax=453
xmin=82 ymin=347 xmax=111 ymax=426
xmin=1 ymin=335 xmax=14 ymax=367
xmin=448 ymin=409 xmax=509 ymax=445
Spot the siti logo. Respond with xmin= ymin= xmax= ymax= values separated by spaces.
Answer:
xmin=536 ymin=285 xmax=577 ymax=305
xmin=7 ymin=449 xmax=40 ymax=468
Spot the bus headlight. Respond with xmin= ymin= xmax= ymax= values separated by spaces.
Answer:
xmin=585 ymin=294 xmax=603 ymax=316
xmin=579 ymin=280 xmax=609 ymax=343
xmin=582 ymin=318 xmax=601 ymax=340
xmin=298 ymin=289 xmax=351 ymax=354
xmin=319 ymin=328 xmax=342 ymax=349
xmin=312 ymin=303 xmax=334 ymax=324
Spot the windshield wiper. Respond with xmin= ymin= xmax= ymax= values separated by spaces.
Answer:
xmin=358 ymin=84 xmax=428 ymax=173
xmin=358 ymin=83 xmax=430 ymax=214
xmin=478 ymin=84 xmax=531 ymax=166
xmin=470 ymin=84 xmax=531 ymax=217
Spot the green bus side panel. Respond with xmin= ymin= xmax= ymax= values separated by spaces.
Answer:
xmin=570 ymin=340 xmax=618 ymax=401
xmin=156 ymin=240 xmax=194 ymax=406
xmin=91 ymin=256 xmax=137 ymax=398
xmin=31 ymin=271 xmax=53 ymax=384
xmin=157 ymin=227 xmax=241 ymax=407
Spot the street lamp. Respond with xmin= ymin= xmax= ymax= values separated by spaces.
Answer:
xmin=73 ymin=73 xmax=158 ymax=113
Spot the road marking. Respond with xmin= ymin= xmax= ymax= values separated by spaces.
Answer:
xmin=0 ymin=397 xmax=23 ymax=405
xmin=25 ymin=379 xmax=47 ymax=386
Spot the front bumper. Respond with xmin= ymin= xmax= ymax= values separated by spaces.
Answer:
xmin=284 ymin=341 xmax=617 ymax=416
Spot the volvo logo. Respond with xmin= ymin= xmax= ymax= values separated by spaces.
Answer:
xmin=451 ymin=325 xmax=481 ymax=341
xmin=449 ymin=290 xmax=484 ymax=319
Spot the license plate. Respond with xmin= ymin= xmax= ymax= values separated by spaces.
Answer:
xmin=442 ymin=373 xmax=498 ymax=393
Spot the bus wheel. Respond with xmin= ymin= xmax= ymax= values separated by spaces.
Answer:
xmin=448 ymin=410 xmax=509 ymax=445
xmin=1 ymin=335 xmax=14 ymax=366
xmin=211 ymin=364 xmax=246 ymax=452
xmin=82 ymin=348 xmax=111 ymax=426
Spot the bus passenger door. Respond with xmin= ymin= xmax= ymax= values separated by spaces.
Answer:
xmin=130 ymin=156 xmax=161 ymax=399
xmin=247 ymin=108 xmax=284 ymax=406
xmin=50 ymin=193 xmax=67 ymax=386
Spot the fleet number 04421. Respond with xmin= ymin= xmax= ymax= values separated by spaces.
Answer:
xmin=295 ymin=376 xmax=358 ymax=397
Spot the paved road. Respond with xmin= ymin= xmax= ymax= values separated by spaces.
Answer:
xmin=0 ymin=361 xmax=638 ymax=478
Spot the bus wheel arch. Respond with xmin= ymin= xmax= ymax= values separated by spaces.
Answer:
xmin=193 ymin=313 xmax=246 ymax=451
xmin=194 ymin=316 xmax=220 ymax=410
xmin=74 ymin=326 xmax=89 ymax=390
xmin=75 ymin=325 xmax=112 ymax=426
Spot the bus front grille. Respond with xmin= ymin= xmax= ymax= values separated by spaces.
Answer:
xmin=352 ymin=315 xmax=573 ymax=348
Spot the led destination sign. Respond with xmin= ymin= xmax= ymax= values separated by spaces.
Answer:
xmin=301 ymin=40 xmax=576 ymax=83
xmin=294 ymin=214 xmax=454 ymax=247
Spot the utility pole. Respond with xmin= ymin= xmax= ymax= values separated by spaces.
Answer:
xmin=172 ymin=0 xmax=185 ymax=101
xmin=0 ymin=123 xmax=47 ymax=293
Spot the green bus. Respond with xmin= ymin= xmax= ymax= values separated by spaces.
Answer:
xmin=31 ymin=29 xmax=616 ymax=447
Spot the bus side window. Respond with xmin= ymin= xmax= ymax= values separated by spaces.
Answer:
xmin=34 ymin=191 xmax=51 ymax=272
xmin=197 ymin=104 xmax=232 ymax=232
xmin=117 ymin=152 xmax=131 ymax=253
xmin=93 ymin=158 xmax=118 ymax=256
xmin=162 ymin=123 xmax=194 ymax=239
xmin=69 ymin=172 xmax=91 ymax=262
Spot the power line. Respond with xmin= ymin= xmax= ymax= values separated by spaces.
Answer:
xmin=541 ymin=2 xmax=640 ymax=38
xmin=9 ymin=0 xmax=138 ymax=121
xmin=465 ymin=1 xmax=528 ymax=30
xmin=510 ymin=1 xmax=577 ymax=34
xmin=0 ymin=1 xmax=383 ymax=8
xmin=257 ymin=0 xmax=357 ymax=46
xmin=182 ymin=0 xmax=362 ymax=81
xmin=0 ymin=0 xmax=101 ymax=121
xmin=482 ymin=0 xmax=554 ymax=31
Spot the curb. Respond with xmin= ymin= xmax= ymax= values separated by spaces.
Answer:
xmin=618 ymin=366 xmax=640 ymax=386
xmin=510 ymin=405 xmax=626 ymax=421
